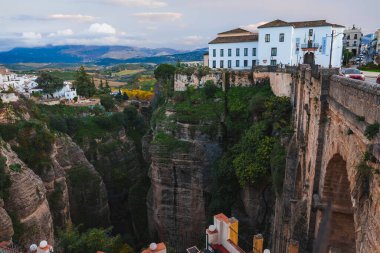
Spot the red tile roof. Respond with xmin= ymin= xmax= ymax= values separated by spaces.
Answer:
xmin=258 ymin=19 xmax=344 ymax=28
xmin=218 ymin=28 xmax=252 ymax=35
xmin=215 ymin=213 xmax=229 ymax=223
xmin=209 ymin=34 xmax=258 ymax=44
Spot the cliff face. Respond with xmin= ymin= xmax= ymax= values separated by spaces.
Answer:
xmin=0 ymin=142 xmax=54 ymax=247
xmin=79 ymin=129 xmax=145 ymax=235
xmin=51 ymin=136 xmax=110 ymax=228
xmin=148 ymin=108 xmax=222 ymax=251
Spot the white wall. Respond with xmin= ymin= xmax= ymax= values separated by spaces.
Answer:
xmin=258 ymin=26 xmax=294 ymax=66
xmin=209 ymin=41 xmax=258 ymax=70
xmin=292 ymin=26 xmax=344 ymax=67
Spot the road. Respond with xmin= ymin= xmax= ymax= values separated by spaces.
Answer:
xmin=362 ymin=71 xmax=379 ymax=84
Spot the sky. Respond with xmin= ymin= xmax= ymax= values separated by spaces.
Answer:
xmin=0 ymin=0 xmax=379 ymax=51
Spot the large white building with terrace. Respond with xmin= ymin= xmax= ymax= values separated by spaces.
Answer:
xmin=208 ymin=19 xmax=345 ymax=69
xmin=208 ymin=28 xmax=259 ymax=70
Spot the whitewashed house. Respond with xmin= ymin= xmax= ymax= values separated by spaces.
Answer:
xmin=208 ymin=28 xmax=259 ymax=70
xmin=258 ymin=19 xmax=345 ymax=67
xmin=208 ymin=19 xmax=345 ymax=69
xmin=0 ymin=67 xmax=39 ymax=92
xmin=53 ymin=81 xmax=77 ymax=100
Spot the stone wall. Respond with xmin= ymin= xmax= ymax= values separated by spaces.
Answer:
xmin=174 ymin=70 xmax=254 ymax=91
xmin=273 ymin=65 xmax=380 ymax=252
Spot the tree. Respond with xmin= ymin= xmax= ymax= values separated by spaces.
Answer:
xmin=100 ymin=95 xmax=115 ymax=111
xmin=122 ymin=92 xmax=129 ymax=101
xmin=342 ymin=49 xmax=352 ymax=66
xmin=154 ymin=64 xmax=176 ymax=98
xmin=105 ymin=80 xmax=111 ymax=94
xmin=36 ymin=72 xmax=64 ymax=97
xmin=73 ymin=66 xmax=96 ymax=98
xmin=203 ymin=80 xmax=218 ymax=99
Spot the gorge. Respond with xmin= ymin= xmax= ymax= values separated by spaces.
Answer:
xmin=1 ymin=64 xmax=379 ymax=253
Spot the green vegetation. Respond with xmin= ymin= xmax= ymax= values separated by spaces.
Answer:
xmin=58 ymin=226 xmax=127 ymax=253
xmin=36 ymin=72 xmax=64 ymax=96
xmin=9 ymin=163 xmax=22 ymax=172
xmin=100 ymin=94 xmax=116 ymax=111
xmin=46 ymin=70 xmax=77 ymax=80
xmin=365 ymin=122 xmax=379 ymax=140
xmin=0 ymin=155 xmax=11 ymax=200
xmin=114 ymin=69 xmax=145 ymax=76
xmin=0 ymin=121 xmax=54 ymax=176
xmin=74 ymin=66 xmax=96 ymax=97
xmin=152 ymin=132 xmax=190 ymax=152
xmin=358 ymin=62 xmax=380 ymax=72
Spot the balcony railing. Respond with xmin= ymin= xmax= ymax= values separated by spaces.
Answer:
xmin=301 ymin=42 xmax=320 ymax=51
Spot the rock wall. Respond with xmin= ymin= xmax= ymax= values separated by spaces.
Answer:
xmin=147 ymin=109 xmax=222 ymax=251
xmin=53 ymin=136 xmax=110 ymax=229
xmin=0 ymin=142 xmax=54 ymax=248
xmin=174 ymin=70 xmax=254 ymax=91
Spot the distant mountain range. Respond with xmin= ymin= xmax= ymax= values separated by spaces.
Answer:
xmin=0 ymin=45 xmax=207 ymax=65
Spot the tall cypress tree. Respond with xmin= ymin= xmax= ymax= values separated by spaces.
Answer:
xmin=74 ymin=66 xmax=96 ymax=98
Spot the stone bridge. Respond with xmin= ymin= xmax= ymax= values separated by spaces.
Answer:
xmin=273 ymin=65 xmax=380 ymax=253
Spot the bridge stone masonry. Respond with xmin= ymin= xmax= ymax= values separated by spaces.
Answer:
xmin=274 ymin=65 xmax=380 ymax=253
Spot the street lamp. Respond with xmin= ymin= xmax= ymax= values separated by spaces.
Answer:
xmin=327 ymin=30 xmax=344 ymax=68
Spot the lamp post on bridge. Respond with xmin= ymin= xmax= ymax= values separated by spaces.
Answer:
xmin=327 ymin=30 xmax=344 ymax=68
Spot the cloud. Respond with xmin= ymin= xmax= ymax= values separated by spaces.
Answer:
xmin=241 ymin=21 xmax=268 ymax=32
xmin=22 ymin=32 xmax=42 ymax=39
xmin=88 ymin=23 xmax=116 ymax=34
xmin=108 ymin=0 xmax=167 ymax=7
xmin=183 ymin=35 xmax=204 ymax=45
xmin=48 ymin=29 xmax=74 ymax=37
xmin=48 ymin=14 xmax=97 ymax=22
xmin=133 ymin=12 xmax=183 ymax=23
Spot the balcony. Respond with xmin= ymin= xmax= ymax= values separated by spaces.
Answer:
xmin=301 ymin=42 xmax=320 ymax=51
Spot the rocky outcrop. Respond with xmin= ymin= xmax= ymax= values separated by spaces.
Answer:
xmin=148 ymin=110 xmax=222 ymax=251
xmin=79 ymin=129 xmax=143 ymax=234
xmin=52 ymin=136 xmax=110 ymax=228
xmin=0 ymin=142 xmax=54 ymax=248
xmin=0 ymin=199 xmax=13 ymax=242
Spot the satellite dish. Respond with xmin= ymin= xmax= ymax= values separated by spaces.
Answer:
xmin=39 ymin=241 xmax=48 ymax=248
xmin=209 ymin=225 xmax=216 ymax=232
xmin=30 ymin=244 xmax=38 ymax=251
xmin=264 ymin=249 xmax=270 ymax=253
xmin=150 ymin=243 xmax=157 ymax=251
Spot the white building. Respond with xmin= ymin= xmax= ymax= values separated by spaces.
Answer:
xmin=208 ymin=19 xmax=345 ymax=69
xmin=257 ymin=19 xmax=345 ymax=67
xmin=343 ymin=25 xmax=362 ymax=56
xmin=53 ymin=82 xmax=77 ymax=100
xmin=208 ymin=28 xmax=259 ymax=70
xmin=0 ymin=67 xmax=39 ymax=93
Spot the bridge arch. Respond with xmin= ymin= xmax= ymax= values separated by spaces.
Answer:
xmin=322 ymin=154 xmax=356 ymax=253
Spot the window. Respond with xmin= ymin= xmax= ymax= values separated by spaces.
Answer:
xmin=347 ymin=35 xmax=350 ymax=40
xmin=213 ymin=49 xmax=216 ymax=57
xmin=244 ymin=60 xmax=248 ymax=67
xmin=228 ymin=49 xmax=232 ymax=57
xmin=354 ymin=34 xmax=358 ymax=39
xmin=228 ymin=60 xmax=232 ymax=68
xmin=271 ymin=47 xmax=277 ymax=56
xmin=279 ymin=33 xmax=285 ymax=42
xmin=309 ymin=29 xmax=313 ymax=36
xmin=265 ymin=34 xmax=270 ymax=42
xmin=236 ymin=48 xmax=240 ymax=56
xmin=346 ymin=41 xmax=350 ymax=47
xmin=353 ymin=41 xmax=357 ymax=46
xmin=252 ymin=60 xmax=257 ymax=66
xmin=220 ymin=60 xmax=224 ymax=68
xmin=270 ymin=60 xmax=277 ymax=66
xmin=212 ymin=60 xmax=216 ymax=68
xmin=236 ymin=60 xmax=240 ymax=67
xmin=252 ymin=48 xmax=257 ymax=56
xmin=244 ymin=48 xmax=248 ymax=56
xmin=220 ymin=49 xmax=224 ymax=57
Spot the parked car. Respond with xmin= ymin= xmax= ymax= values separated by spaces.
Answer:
xmin=340 ymin=68 xmax=365 ymax=81
xmin=377 ymin=74 xmax=380 ymax=84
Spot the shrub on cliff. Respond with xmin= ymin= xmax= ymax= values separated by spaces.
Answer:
xmin=58 ymin=226 xmax=126 ymax=253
